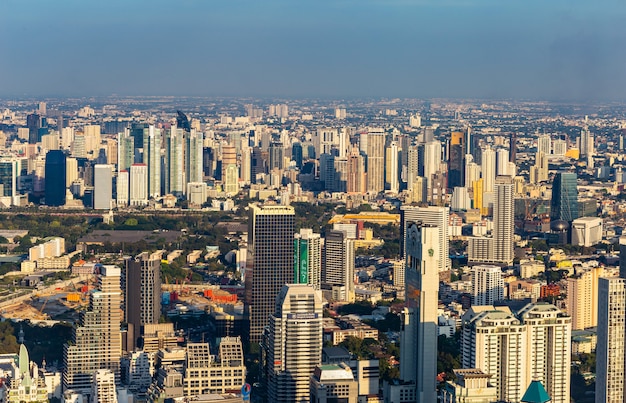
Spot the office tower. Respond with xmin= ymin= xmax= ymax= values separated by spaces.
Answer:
xmin=315 ymin=128 xmax=339 ymax=156
xmin=448 ymin=131 xmax=464 ymax=189
xmin=462 ymin=307 xmax=526 ymax=403
xmin=117 ymin=130 xmax=134 ymax=172
xmin=71 ymin=133 xmax=87 ymax=158
xmin=310 ymin=364 xmax=358 ymax=403
xmin=129 ymin=163 xmax=148 ymax=206
xmin=471 ymin=265 xmax=504 ymax=305
xmin=83 ymin=125 xmax=102 ymax=155
xmin=480 ymin=146 xmax=496 ymax=193
xmin=41 ymin=132 xmax=60 ymax=151
xmin=294 ymin=229 xmax=322 ymax=290
xmin=493 ymin=176 xmax=514 ymax=265
xmin=406 ymin=145 xmax=419 ymax=191
xmin=124 ymin=252 xmax=162 ymax=351
xmin=450 ymin=187 xmax=471 ymax=211
xmin=265 ymin=284 xmax=323 ymax=403
xmin=400 ymin=206 xmax=451 ymax=272
xmin=165 ymin=127 xmax=184 ymax=196
xmin=116 ymin=170 xmax=129 ymax=207
xmin=44 ymin=150 xmax=66 ymax=207
xmin=292 ymin=143 xmax=303 ymax=168
xmin=0 ymin=157 xmax=25 ymax=207
xmin=105 ymin=138 xmax=118 ymax=165
xmin=221 ymin=143 xmax=237 ymax=180
xmin=464 ymin=158 xmax=480 ymax=191
xmin=64 ymin=265 xmax=122 ymax=394
xmin=245 ymin=204 xmax=295 ymax=343
xmin=550 ymin=172 xmax=578 ymax=222
xmin=385 ymin=141 xmax=399 ymax=193
xmin=143 ymin=126 xmax=161 ymax=198
xmin=268 ymin=142 xmax=284 ymax=170
xmin=580 ymin=127 xmax=594 ymax=158
xmin=423 ymin=141 xmax=441 ymax=188
xmin=347 ymin=146 xmax=366 ymax=194
xmin=553 ymin=138 xmax=567 ymax=156
xmin=240 ymin=145 xmax=251 ymax=184
xmin=400 ymin=223 xmax=439 ymax=403
xmin=320 ymin=153 xmax=336 ymax=191
xmin=537 ymin=134 xmax=551 ymax=156
xmin=93 ymin=164 xmax=113 ymax=210
xmin=496 ymin=148 xmax=510 ymax=176
xmin=565 ymin=267 xmax=603 ymax=330
xmin=338 ymin=127 xmax=350 ymax=158
xmin=596 ymin=277 xmax=626 ymax=403
xmin=183 ymin=339 xmax=246 ymax=396
xmin=518 ymin=303 xmax=571 ymax=403
xmin=333 ymin=157 xmax=348 ymax=193
xmin=91 ymin=369 xmax=118 ymax=403
xmin=322 ymin=230 xmax=355 ymax=302
xmin=27 ymin=113 xmax=41 ymax=144
xmin=365 ymin=128 xmax=385 ymax=193
xmin=530 ymin=151 xmax=549 ymax=184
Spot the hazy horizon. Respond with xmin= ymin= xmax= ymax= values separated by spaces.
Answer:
xmin=2 ymin=0 xmax=626 ymax=102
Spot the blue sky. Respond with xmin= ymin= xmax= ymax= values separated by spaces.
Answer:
xmin=1 ymin=0 xmax=625 ymax=100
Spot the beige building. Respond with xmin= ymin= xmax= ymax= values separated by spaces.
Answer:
xmin=566 ymin=266 xmax=603 ymax=330
xmin=441 ymin=369 xmax=497 ymax=403
xmin=310 ymin=364 xmax=358 ymax=403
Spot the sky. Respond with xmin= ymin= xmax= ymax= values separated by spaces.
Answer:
xmin=1 ymin=0 xmax=626 ymax=101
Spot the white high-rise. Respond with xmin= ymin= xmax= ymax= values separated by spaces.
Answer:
xmin=366 ymin=128 xmax=385 ymax=194
xmin=400 ymin=222 xmax=439 ymax=403
xmin=493 ymin=176 xmax=514 ymax=265
xmin=165 ymin=127 xmax=184 ymax=196
xmin=471 ymin=265 xmax=504 ymax=305
xmin=423 ymin=141 xmax=441 ymax=189
xmin=265 ymin=284 xmax=323 ymax=403
xmin=596 ymin=277 xmax=626 ymax=403
xmin=481 ymin=146 xmax=496 ymax=193
xmin=400 ymin=205 xmax=451 ymax=272
xmin=129 ymin=163 xmax=148 ymax=206
xmin=185 ymin=129 xmax=204 ymax=186
xmin=537 ymin=134 xmax=552 ymax=156
xmin=496 ymin=148 xmax=510 ymax=176
xmin=143 ymin=126 xmax=161 ymax=198
xmin=385 ymin=141 xmax=399 ymax=193
xmin=93 ymin=164 xmax=113 ymax=210
xmin=116 ymin=170 xmax=129 ymax=207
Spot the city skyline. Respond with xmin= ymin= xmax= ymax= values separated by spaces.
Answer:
xmin=3 ymin=1 xmax=626 ymax=101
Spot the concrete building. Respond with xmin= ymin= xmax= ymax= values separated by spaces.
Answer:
xmin=570 ymin=217 xmax=602 ymax=247
xmin=93 ymin=164 xmax=113 ymax=210
xmin=566 ymin=267 xmax=603 ymax=330
xmin=265 ymin=284 xmax=323 ymax=403
xmin=63 ymin=265 xmax=122 ymax=394
xmin=400 ymin=223 xmax=439 ymax=403
xmin=245 ymin=204 xmax=295 ymax=343
xmin=294 ymin=229 xmax=322 ymax=290
xmin=471 ymin=265 xmax=504 ymax=306
xmin=441 ymin=369 xmax=497 ymax=403
xmin=129 ymin=163 xmax=148 ymax=206
xmin=91 ymin=369 xmax=118 ymax=403
xmin=309 ymin=364 xmax=358 ymax=403
xmin=116 ymin=170 xmax=129 ymax=207
xmin=322 ymin=230 xmax=355 ymax=302
xmin=365 ymin=128 xmax=385 ymax=194
xmin=400 ymin=205 xmax=451 ymax=272
xmin=596 ymin=277 xmax=626 ymax=403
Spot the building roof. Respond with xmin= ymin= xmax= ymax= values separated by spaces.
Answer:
xmin=521 ymin=380 xmax=551 ymax=403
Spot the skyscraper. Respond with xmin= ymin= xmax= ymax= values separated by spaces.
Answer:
xmin=471 ymin=265 xmax=504 ymax=305
xmin=347 ymin=146 xmax=366 ymax=194
xmin=27 ymin=113 xmax=41 ymax=144
xmin=124 ymin=251 xmax=162 ymax=351
xmin=322 ymin=229 xmax=355 ymax=302
xmin=44 ymin=150 xmax=66 ymax=207
xmin=481 ymin=146 xmax=496 ymax=193
xmin=245 ymin=204 xmax=295 ymax=344
xmin=400 ymin=222 xmax=439 ymax=403
xmin=423 ymin=141 xmax=442 ymax=189
xmin=365 ymin=128 xmax=385 ymax=193
xmin=550 ymin=172 xmax=578 ymax=222
xmin=264 ymin=284 xmax=323 ymax=403
xmin=143 ymin=126 xmax=162 ymax=198
xmin=165 ymin=127 xmax=184 ymax=196
xmin=596 ymin=277 xmax=626 ymax=403
xmin=64 ymin=265 xmax=122 ymax=394
xmin=294 ymin=229 xmax=322 ymax=290
xmin=93 ymin=164 xmax=113 ymax=210
xmin=129 ymin=163 xmax=148 ymax=206
xmin=447 ymin=131 xmax=464 ymax=189
xmin=400 ymin=206 xmax=451 ymax=272
xmin=385 ymin=141 xmax=399 ymax=193
xmin=493 ymin=176 xmax=514 ymax=265
xmin=185 ymin=129 xmax=204 ymax=185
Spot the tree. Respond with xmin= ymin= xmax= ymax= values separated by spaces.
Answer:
xmin=0 ymin=322 xmax=18 ymax=354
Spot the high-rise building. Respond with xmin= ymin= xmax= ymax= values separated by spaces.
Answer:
xmin=346 ymin=146 xmax=366 ymax=194
xmin=518 ymin=303 xmax=571 ymax=403
xmin=117 ymin=130 xmax=134 ymax=173
xmin=493 ymin=176 xmax=514 ymax=265
xmin=185 ymin=129 xmax=204 ymax=185
xmin=64 ymin=265 xmax=122 ymax=394
xmin=264 ymin=284 xmax=323 ymax=403
xmin=471 ymin=265 xmax=504 ymax=305
xmin=294 ymin=229 xmax=322 ymax=290
xmin=481 ymin=146 xmax=496 ymax=193
xmin=91 ymin=369 xmax=118 ymax=403
xmin=565 ymin=267 xmax=603 ymax=330
xmin=0 ymin=157 xmax=26 ymax=207
xmin=620 ymin=235 xmax=626 ymax=279
xmin=245 ymin=204 xmax=295 ymax=344
xmin=322 ymin=229 xmax=355 ymax=302
xmin=385 ymin=141 xmax=399 ymax=193
xmin=116 ymin=170 xmax=129 ymax=207
xmin=596 ymin=277 xmax=626 ymax=403
xmin=423 ymin=141 xmax=442 ymax=189
xmin=183 ymin=339 xmax=246 ymax=396
xmin=27 ymin=113 xmax=41 ymax=144
xmin=44 ymin=150 xmax=66 ymax=207
xmin=550 ymin=172 xmax=578 ymax=222
xmin=537 ymin=134 xmax=552 ymax=156
xmin=165 ymin=127 xmax=184 ymax=196
xmin=143 ymin=126 xmax=162 ymax=198
xmin=129 ymin=163 xmax=148 ymax=206
xmin=400 ymin=222 xmax=439 ymax=403
xmin=124 ymin=251 xmax=162 ymax=351
xmin=93 ymin=164 xmax=113 ymax=210
xmin=268 ymin=142 xmax=284 ymax=170
xmin=448 ymin=131 xmax=464 ymax=189
xmin=365 ymin=128 xmax=385 ymax=194
xmin=400 ymin=206 xmax=451 ymax=272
